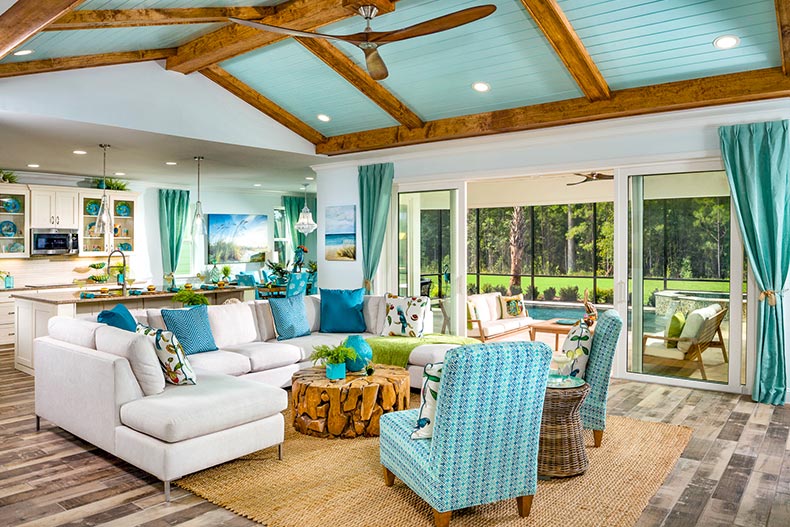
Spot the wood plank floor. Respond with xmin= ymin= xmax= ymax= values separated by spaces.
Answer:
xmin=1 ymin=347 xmax=788 ymax=526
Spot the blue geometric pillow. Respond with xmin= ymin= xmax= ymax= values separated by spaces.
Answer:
xmin=269 ymin=294 xmax=311 ymax=341
xmin=161 ymin=305 xmax=218 ymax=355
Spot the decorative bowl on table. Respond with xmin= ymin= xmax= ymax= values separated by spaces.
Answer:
xmin=217 ymin=281 xmax=226 ymax=288
xmin=147 ymin=285 xmax=156 ymax=292
xmin=100 ymin=287 xmax=109 ymax=295
xmin=183 ymin=283 xmax=193 ymax=290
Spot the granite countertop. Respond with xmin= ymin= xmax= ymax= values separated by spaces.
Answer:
xmin=11 ymin=286 xmax=253 ymax=305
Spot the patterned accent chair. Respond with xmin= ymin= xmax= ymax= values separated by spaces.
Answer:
xmin=285 ymin=272 xmax=308 ymax=298
xmin=379 ymin=342 xmax=552 ymax=527
xmin=580 ymin=309 xmax=623 ymax=447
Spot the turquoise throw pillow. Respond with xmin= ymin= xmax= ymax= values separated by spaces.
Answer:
xmin=161 ymin=305 xmax=218 ymax=355
xmin=98 ymin=303 xmax=137 ymax=332
xmin=319 ymin=288 xmax=366 ymax=333
xmin=270 ymin=294 xmax=311 ymax=341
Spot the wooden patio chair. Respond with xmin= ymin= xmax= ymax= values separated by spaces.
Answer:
xmin=642 ymin=308 xmax=728 ymax=380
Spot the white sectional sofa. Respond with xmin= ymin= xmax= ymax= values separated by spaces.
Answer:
xmin=33 ymin=295 xmax=442 ymax=500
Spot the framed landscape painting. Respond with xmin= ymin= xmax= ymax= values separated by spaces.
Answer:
xmin=207 ymin=214 xmax=268 ymax=263
xmin=325 ymin=205 xmax=356 ymax=261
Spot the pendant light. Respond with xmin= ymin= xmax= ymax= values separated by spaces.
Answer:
xmin=94 ymin=144 xmax=112 ymax=237
xmin=192 ymin=156 xmax=207 ymax=237
xmin=295 ymin=183 xmax=317 ymax=235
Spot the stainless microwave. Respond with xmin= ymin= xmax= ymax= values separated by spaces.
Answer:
xmin=31 ymin=228 xmax=79 ymax=256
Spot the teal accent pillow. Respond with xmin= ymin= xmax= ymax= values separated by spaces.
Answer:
xmin=161 ymin=305 xmax=218 ymax=355
xmin=98 ymin=303 xmax=137 ymax=332
xmin=319 ymin=288 xmax=366 ymax=333
xmin=270 ymin=294 xmax=311 ymax=341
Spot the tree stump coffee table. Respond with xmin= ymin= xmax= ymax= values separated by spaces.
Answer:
xmin=538 ymin=382 xmax=591 ymax=477
xmin=291 ymin=365 xmax=410 ymax=439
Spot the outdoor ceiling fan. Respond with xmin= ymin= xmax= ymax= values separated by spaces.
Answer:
xmin=567 ymin=172 xmax=614 ymax=186
xmin=229 ymin=4 xmax=497 ymax=81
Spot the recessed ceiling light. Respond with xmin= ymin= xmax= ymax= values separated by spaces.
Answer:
xmin=713 ymin=35 xmax=740 ymax=50
xmin=27 ymin=164 xmax=39 ymax=168
xmin=13 ymin=49 xmax=33 ymax=56
xmin=253 ymin=183 xmax=262 ymax=187
xmin=305 ymin=176 xmax=315 ymax=180
xmin=472 ymin=82 xmax=491 ymax=93
xmin=73 ymin=150 xmax=87 ymax=155
xmin=165 ymin=161 xmax=177 ymax=166
xmin=317 ymin=114 xmax=332 ymax=122
xmin=114 ymin=172 xmax=126 ymax=176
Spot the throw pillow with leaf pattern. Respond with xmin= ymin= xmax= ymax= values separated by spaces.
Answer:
xmin=560 ymin=320 xmax=592 ymax=378
xmin=498 ymin=293 xmax=526 ymax=318
xmin=381 ymin=294 xmax=429 ymax=337
xmin=412 ymin=362 xmax=443 ymax=439
xmin=136 ymin=324 xmax=197 ymax=385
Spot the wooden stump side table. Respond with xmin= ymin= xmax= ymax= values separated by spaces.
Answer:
xmin=538 ymin=382 xmax=591 ymax=477
xmin=291 ymin=365 xmax=410 ymax=439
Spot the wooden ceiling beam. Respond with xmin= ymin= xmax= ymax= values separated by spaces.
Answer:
xmin=167 ymin=0 xmax=396 ymax=75
xmin=294 ymin=37 xmax=423 ymax=129
xmin=201 ymin=65 xmax=326 ymax=144
xmin=519 ymin=0 xmax=610 ymax=101
xmin=776 ymin=0 xmax=790 ymax=75
xmin=316 ymin=67 xmax=790 ymax=155
xmin=0 ymin=49 xmax=177 ymax=78
xmin=47 ymin=7 xmax=274 ymax=30
xmin=0 ymin=0 xmax=85 ymax=60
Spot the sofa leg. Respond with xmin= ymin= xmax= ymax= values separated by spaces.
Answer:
xmin=433 ymin=509 xmax=451 ymax=527
xmin=593 ymin=430 xmax=604 ymax=447
xmin=35 ymin=415 xmax=40 ymax=432
xmin=382 ymin=466 xmax=395 ymax=487
xmin=516 ymin=495 xmax=534 ymax=517
xmin=164 ymin=481 xmax=171 ymax=502
xmin=278 ymin=443 xmax=283 ymax=461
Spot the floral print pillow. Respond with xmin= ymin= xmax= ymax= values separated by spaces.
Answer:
xmin=559 ymin=321 xmax=592 ymax=378
xmin=136 ymin=324 xmax=197 ymax=385
xmin=381 ymin=294 xmax=429 ymax=337
xmin=412 ymin=362 xmax=443 ymax=439
xmin=498 ymin=293 xmax=526 ymax=318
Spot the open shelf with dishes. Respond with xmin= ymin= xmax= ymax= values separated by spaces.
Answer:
xmin=79 ymin=193 xmax=108 ymax=255
xmin=0 ymin=186 xmax=29 ymax=257
xmin=111 ymin=197 xmax=134 ymax=253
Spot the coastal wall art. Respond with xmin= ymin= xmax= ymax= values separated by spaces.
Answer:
xmin=325 ymin=205 xmax=356 ymax=261
xmin=207 ymin=214 xmax=268 ymax=263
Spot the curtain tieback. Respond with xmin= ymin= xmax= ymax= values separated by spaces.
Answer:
xmin=758 ymin=289 xmax=789 ymax=306
xmin=363 ymin=279 xmax=373 ymax=291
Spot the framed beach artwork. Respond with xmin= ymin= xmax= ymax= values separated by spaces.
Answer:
xmin=325 ymin=205 xmax=356 ymax=261
xmin=207 ymin=214 xmax=268 ymax=263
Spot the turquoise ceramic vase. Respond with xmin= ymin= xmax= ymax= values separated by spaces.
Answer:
xmin=344 ymin=335 xmax=373 ymax=372
xmin=326 ymin=362 xmax=346 ymax=380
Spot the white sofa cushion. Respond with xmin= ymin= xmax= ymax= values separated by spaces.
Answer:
xmin=146 ymin=309 xmax=167 ymax=330
xmin=304 ymin=295 xmax=321 ymax=333
xmin=468 ymin=292 xmax=503 ymax=323
xmin=408 ymin=344 xmax=458 ymax=367
xmin=363 ymin=296 xmax=386 ymax=334
xmin=187 ymin=350 xmax=251 ymax=376
xmin=251 ymin=301 xmax=277 ymax=341
xmin=95 ymin=325 xmax=165 ymax=396
xmin=207 ymin=302 xmax=258 ymax=348
xmin=468 ymin=316 xmax=534 ymax=337
xmin=48 ymin=317 xmax=104 ymax=349
xmin=119 ymin=374 xmax=287 ymax=443
xmin=678 ymin=304 xmax=722 ymax=353
xmin=221 ymin=341 xmax=302 ymax=371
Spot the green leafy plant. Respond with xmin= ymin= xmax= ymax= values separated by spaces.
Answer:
xmin=306 ymin=260 xmax=318 ymax=274
xmin=559 ymin=285 xmax=579 ymax=302
xmin=543 ymin=287 xmax=557 ymax=301
xmin=266 ymin=260 xmax=290 ymax=282
xmin=310 ymin=344 xmax=357 ymax=365
xmin=0 ymin=169 xmax=18 ymax=183
xmin=221 ymin=265 xmax=232 ymax=278
xmin=92 ymin=177 xmax=129 ymax=191
xmin=173 ymin=290 xmax=209 ymax=306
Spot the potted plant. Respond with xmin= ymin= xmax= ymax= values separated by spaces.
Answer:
xmin=173 ymin=290 xmax=209 ymax=307
xmin=310 ymin=344 xmax=357 ymax=380
xmin=266 ymin=260 xmax=290 ymax=285
xmin=221 ymin=265 xmax=232 ymax=282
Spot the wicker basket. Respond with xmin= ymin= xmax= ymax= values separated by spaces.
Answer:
xmin=538 ymin=382 xmax=591 ymax=477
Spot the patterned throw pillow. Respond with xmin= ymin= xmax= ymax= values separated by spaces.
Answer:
xmin=381 ymin=294 xmax=429 ymax=338
xmin=412 ymin=362 xmax=443 ymax=440
xmin=560 ymin=320 xmax=592 ymax=378
xmin=665 ymin=311 xmax=685 ymax=348
xmin=161 ymin=305 xmax=218 ymax=356
xmin=136 ymin=324 xmax=196 ymax=385
xmin=269 ymin=293 xmax=311 ymax=341
xmin=498 ymin=293 xmax=526 ymax=318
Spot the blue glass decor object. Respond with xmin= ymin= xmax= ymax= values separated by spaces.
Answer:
xmin=119 ymin=242 xmax=132 ymax=251
xmin=326 ymin=362 xmax=346 ymax=380
xmin=86 ymin=201 xmax=100 ymax=215
xmin=344 ymin=335 xmax=372 ymax=372
xmin=4 ymin=275 xmax=13 ymax=288
xmin=6 ymin=242 xmax=23 ymax=253
xmin=115 ymin=202 xmax=131 ymax=216
xmin=3 ymin=198 xmax=20 ymax=213
xmin=0 ymin=221 xmax=17 ymax=237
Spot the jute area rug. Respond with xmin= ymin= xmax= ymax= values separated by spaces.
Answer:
xmin=176 ymin=395 xmax=691 ymax=527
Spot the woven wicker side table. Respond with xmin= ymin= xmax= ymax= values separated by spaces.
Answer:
xmin=538 ymin=382 xmax=591 ymax=477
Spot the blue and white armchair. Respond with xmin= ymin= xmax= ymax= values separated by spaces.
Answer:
xmin=379 ymin=341 xmax=552 ymax=527
xmin=580 ymin=309 xmax=623 ymax=447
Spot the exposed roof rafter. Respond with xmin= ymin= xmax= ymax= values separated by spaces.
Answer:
xmin=776 ymin=0 xmax=790 ymax=75
xmin=0 ymin=49 xmax=176 ymax=78
xmin=294 ymin=37 xmax=423 ymax=129
xmin=47 ymin=7 xmax=274 ymax=30
xmin=315 ymin=67 xmax=790 ymax=155
xmin=201 ymin=65 xmax=326 ymax=145
xmin=519 ymin=0 xmax=610 ymax=101
xmin=0 ymin=0 xmax=85 ymax=60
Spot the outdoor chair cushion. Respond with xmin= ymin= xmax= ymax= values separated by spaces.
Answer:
xmin=678 ymin=304 xmax=722 ymax=353
xmin=467 ymin=316 xmax=534 ymax=337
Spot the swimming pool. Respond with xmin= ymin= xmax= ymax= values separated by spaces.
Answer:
xmin=524 ymin=304 xmax=661 ymax=333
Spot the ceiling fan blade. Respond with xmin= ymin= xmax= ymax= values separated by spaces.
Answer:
xmin=362 ymin=47 xmax=389 ymax=80
xmin=364 ymin=5 xmax=497 ymax=44
xmin=228 ymin=18 xmax=364 ymax=43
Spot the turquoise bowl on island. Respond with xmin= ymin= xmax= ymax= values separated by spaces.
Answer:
xmin=325 ymin=362 xmax=346 ymax=380
xmin=344 ymin=335 xmax=373 ymax=372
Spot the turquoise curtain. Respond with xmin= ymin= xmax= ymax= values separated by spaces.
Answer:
xmin=720 ymin=120 xmax=790 ymax=405
xmin=283 ymin=195 xmax=317 ymax=259
xmin=158 ymin=189 xmax=190 ymax=276
xmin=359 ymin=162 xmax=394 ymax=293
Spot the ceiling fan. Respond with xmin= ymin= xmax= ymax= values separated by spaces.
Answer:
xmin=229 ymin=4 xmax=497 ymax=81
xmin=567 ymin=172 xmax=614 ymax=186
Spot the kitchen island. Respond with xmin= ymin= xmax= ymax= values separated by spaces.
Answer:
xmin=12 ymin=285 xmax=254 ymax=374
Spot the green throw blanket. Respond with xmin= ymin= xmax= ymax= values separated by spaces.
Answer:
xmin=366 ymin=334 xmax=479 ymax=368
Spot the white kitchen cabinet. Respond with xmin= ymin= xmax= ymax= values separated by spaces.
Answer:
xmin=30 ymin=188 xmax=79 ymax=229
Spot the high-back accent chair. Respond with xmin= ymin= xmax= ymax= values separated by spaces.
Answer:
xmin=285 ymin=272 xmax=308 ymax=298
xmin=379 ymin=341 xmax=552 ymax=527
xmin=580 ymin=309 xmax=623 ymax=447
xmin=235 ymin=273 xmax=257 ymax=287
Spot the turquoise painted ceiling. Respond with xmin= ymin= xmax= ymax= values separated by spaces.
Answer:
xmin=0 ymin=0 xmax=783 ymax=138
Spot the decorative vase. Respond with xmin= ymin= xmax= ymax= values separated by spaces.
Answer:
xmin=3 ymin=275 xmax=12 ymax=289
xmin=208 ymin=264 xmax=220 ymax=284
xmin=344 ymin=335 xmax=373 ymax=372
xmin=325 ymin=362 xmax=346 ymax=380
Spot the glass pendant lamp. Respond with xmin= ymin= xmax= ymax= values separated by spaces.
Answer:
xmin=192 ymin=156 xmax=207 ymax=237
xmin=295 ymin=184 xmax=317 ymax=235
xmin=94 ymin=144 xmax=112 ymax=237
